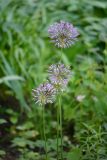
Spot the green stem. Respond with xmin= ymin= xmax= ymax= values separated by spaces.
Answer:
xmin=59 ymin=48 xmax=63 ymax=62
xmin=57 ymin=103 xmax=59 ymax=160
xmin=42 ymin=105 xmax=48 ymax=160
xmin=58 ymin=95 xmax=63 ymax=160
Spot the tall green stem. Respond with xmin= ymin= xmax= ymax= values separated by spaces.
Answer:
xmin=60 ymin=49 xmax=63 ymax=62
xmin=57 ymin=102 xmax=59 ymax=160
xmin=42 ymin=105 xmax=48 ymax=160
xmin=58 ymin=95 xmax=63 ymax=160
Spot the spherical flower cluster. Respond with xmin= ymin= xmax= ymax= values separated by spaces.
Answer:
xmin=32 ymin=82 xmax=56 ymax=105
xmin=48 ymin=21 xmax=79 ymax=48
xmin=32 ymin=63 xmax=71 ymax=105
xmin=48 ymin=63 xmax=71 ymax=92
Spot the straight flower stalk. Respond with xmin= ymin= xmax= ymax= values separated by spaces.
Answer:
xmin=42 ymin=105 xmax=48 ymax=160
xmin=58 ymin=95 xmax=63 ymax=160
xmin=57 ymin=101 xmax=59 ymax=160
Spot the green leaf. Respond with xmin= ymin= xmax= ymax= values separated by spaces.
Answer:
xmin=0 ymin=150 xmax=6 ymax=156
xmin=10 ymin=116 xmax=18 ymax=124
xmin=12 ymin=138 xmax=29 ymax=147
xmin=0 ymin=75 xmax=24 ymax=84
xmin=67 ymin=148 xmax=81 ymax=160
xmin=0 ymin=119 xmax=7 ymax=124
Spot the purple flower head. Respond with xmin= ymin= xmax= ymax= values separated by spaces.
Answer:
xmin=48 ymin=63 xmax=71 ymax=92
xmin=48 ymin=21 xmax=79 ymax=48
xmin=32 ymin=82 xmax=56 ymax=105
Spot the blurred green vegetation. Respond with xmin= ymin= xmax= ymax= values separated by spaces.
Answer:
xmin=0 ymin=0 xmax=107 ymax=159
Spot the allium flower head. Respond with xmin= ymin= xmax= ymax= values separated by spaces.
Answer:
xmin=48 ymin=63 xmax=71 ymax=92
xmin=48 ymin=21 xmax=79 ymax=48
xmin=32 ymin=82 xmax=56 ymax=105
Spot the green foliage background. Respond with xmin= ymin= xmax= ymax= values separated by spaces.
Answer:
xmin=0 ymin=0 xmax=107 ymax=159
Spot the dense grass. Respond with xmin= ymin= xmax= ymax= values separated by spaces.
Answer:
xmin=0 ymin=0 xmax=107 ymax=159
